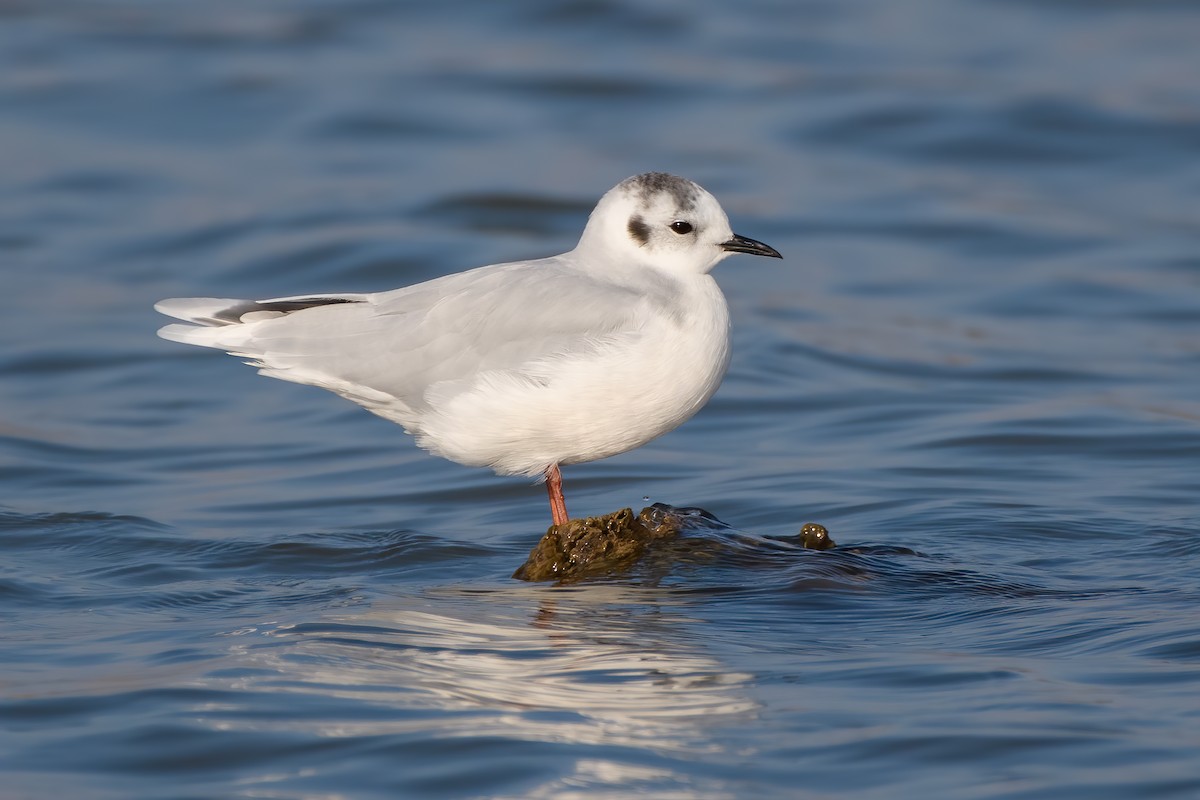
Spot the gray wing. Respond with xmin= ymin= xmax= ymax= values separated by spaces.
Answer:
xmin=160 ymin=257 xmax=652 ymax=414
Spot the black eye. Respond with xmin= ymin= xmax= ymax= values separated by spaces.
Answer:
xmin=670 ymin=220 xmax=693 ymax=234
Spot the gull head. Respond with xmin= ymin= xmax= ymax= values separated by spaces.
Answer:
xmin=575 ymin=172 xmax=781 ymax=275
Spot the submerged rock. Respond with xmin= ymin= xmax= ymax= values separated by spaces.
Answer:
xmin=513 ymin=506 xmax=837 ymax=582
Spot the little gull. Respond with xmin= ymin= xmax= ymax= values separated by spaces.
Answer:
xmin=156 ymin=172 xmax=781 ymax=526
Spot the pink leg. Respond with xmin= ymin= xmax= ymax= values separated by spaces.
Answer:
xmin=544 ymin=464 xmax=570 ymax=526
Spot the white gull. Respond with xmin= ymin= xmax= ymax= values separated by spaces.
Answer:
xmin=156 ymin=172 xmax=781 ymax=525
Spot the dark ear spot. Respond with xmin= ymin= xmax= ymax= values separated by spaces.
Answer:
xmin=627 ymin=215 xmax=650 ymax=246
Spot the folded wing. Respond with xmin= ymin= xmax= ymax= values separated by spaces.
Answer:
xmin=155 ymin=259 xmax=651 ymax=425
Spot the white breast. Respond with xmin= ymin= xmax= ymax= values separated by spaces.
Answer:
xmin=411 ymin=274 xmax=731 ymax=477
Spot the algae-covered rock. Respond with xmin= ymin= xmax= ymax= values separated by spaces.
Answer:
xmin=513 ymin=506 xmax=837 ymax=583
xmin=513 ymin=506 xmax=684 ymax=582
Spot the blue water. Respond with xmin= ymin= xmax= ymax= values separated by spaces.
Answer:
xmin=3 ymin=1 xmax=1200 ymax=797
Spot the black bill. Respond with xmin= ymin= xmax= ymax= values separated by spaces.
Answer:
xmin=720 ymin=233 xmax=782 ymax=259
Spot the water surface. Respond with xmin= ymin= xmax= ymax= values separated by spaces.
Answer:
xmin=2 ymin=1 xmax=1199 ymax=798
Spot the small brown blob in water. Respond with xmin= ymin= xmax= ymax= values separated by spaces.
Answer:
xmin=799 ymin=522 xmax=835 ymax=550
